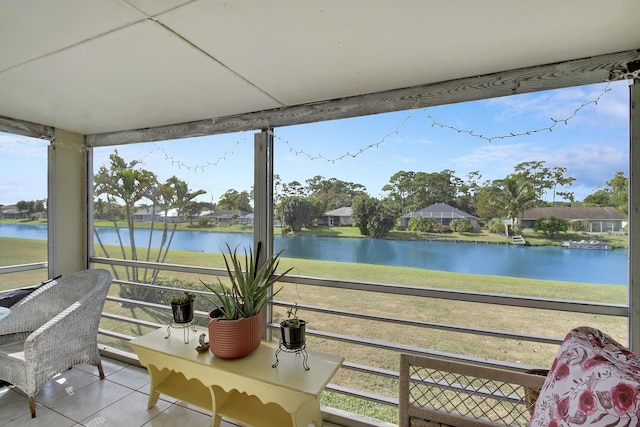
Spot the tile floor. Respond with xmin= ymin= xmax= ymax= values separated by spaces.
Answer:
xmin=0 ymin=358 xmax=342 ymax=426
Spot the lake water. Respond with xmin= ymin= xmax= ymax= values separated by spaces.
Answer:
xmin=0 ymin=223 xmax=628 ymax=286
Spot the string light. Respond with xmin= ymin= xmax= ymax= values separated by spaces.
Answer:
xmin=273 ymin=82 xmax=612 ymax=162
xmin=147 ymin=81 xmax=613 ymax=170
xmin=149 ymin=139 xmax=244 ymax=172
xmin=423 ymin=82 xmax=612 ymax=142
xmin=269 ymin=112 xmax=414 ymax=164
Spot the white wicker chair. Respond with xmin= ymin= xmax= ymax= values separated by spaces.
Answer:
xmin=0 ymin=269 xmax=112 ymax=417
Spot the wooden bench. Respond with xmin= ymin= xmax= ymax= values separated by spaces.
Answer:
xmin=399 ymin=354 xmax=547 ymax=427
xmin=129 ymin=326 xmax=344 ymax=427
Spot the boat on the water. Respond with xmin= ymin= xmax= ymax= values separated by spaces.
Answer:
xmin=562 ymin=239 xmax=613 ymax=250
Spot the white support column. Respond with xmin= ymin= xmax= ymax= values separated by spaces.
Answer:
xmin=254 ymin=129 xmax=275 ymax=339
xmin=630 ymin=79 xmax=640 ymax=352
xmin=48 ymin=129 xmax=89 ymax=277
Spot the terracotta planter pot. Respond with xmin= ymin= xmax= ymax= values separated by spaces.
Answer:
xmin=208 ymin=309 xmax=264 ymax=359
xmin=171 ymin=301 xmax=194 ymax=324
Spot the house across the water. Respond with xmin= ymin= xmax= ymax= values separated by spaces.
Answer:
xmin=520 ymin=207 xmax=626 ymax=232
xmin=400 ymin=203 xmax=479 ymax=230
xmin=319 ymin=207 xmax=353 ymax=227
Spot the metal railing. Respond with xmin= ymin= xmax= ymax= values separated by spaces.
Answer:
xmin=88 ymin=256 xmax=629 ymax=422
xmin=2 ymin=258 xmax=629 ymax=425
xmin=0 ymin=262 xmax=47 ymax=275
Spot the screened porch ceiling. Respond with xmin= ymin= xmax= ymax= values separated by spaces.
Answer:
xmin=1 ymin=0 xmax=639 ymax=142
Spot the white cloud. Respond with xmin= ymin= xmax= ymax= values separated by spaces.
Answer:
xmin=484 ymin=80 xmax=628 ymax=131
xmin=551 ymin=142 xmax=627 ymax=189
xmin=415 ymin=137 xmax=434 ymax=145
xmin=0 ymin=134 xmax=49 ymax=158
xmin=391 ymin=153 xmax=416 ymax=164
xmin=451 ymin=142 xmax=541 ymax=174
xmin=451 ymin=138 xmax=627 ymax=200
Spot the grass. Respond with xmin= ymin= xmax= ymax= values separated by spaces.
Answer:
xmin=0 ymin=236 xmax=49 ymax=287
xmin=0 ymin=233 xmax=629 ymax=424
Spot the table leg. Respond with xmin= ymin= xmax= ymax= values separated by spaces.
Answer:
xmin=148 ymin=390 xmax=160 ymax=409
xmin=209 ymin=385 xmax=230 ymax=427
xmin=146 ymin=365 xmax=169 ymax=409
xmin=211 ymin=414 xmax=223 ymax=427
xmin=290 ymin=398 xmax=323 ymax=427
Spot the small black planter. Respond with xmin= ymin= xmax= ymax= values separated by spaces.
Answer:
xmin=280 ymin=319 xmax=306 ymax=350
xmin=171 ymin=301 xmax=194 ymax=324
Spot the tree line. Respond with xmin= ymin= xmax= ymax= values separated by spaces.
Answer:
xmin=275 ymin=161 xmax=627 ymax=237
xmin=5 ymin=153 xmax=628 ymax=242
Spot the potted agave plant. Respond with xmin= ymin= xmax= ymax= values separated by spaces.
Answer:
xmin=170 ymin=291 xmax=196 ymax=324
xmin=201 ymin=243 xmax=292 ymax=359
xmin=279 ymin=304 xmax=307 ymax=350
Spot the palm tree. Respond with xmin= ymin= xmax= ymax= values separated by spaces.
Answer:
xmin=494 ymin=174 xmax=536 ymax=233
xmin=148 ymin=176 xmax=206 ymax=283
xmin=94 ymin=151 xmax=157 ymax=283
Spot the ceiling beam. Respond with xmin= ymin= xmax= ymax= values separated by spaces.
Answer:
xmin=0 ymin=115 xmax=54 ymax=141
xmin=58 ymin=49 xmax=640 ymax=146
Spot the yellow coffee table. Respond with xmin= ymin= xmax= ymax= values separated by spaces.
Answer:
xmin=129 ymin=326 xmax=343 ymax=427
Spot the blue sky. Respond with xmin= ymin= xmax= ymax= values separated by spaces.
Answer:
xmin=0 ymin=80 xmax=630 ymax=206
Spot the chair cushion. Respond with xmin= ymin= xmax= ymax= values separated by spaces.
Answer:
xmin=0 ymin=276 xmax=59 ymax=307
xmin=529 ymin=326 xmax=640 ymax=426
xmin=0 ymin=288 xmax=36 ymax=308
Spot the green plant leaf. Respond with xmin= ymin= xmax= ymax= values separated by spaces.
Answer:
xmin=201 ymin=243 xmax=292 ymax=319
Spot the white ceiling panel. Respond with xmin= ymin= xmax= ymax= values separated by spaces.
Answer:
xmin=126 ymin=0 xmax=193 ymax=17
xmin=0 ymin=0 xmax=638 ymax=136
xmin=0 ymin=0 xmax=144 ymax=70
xmin=159 ymin=1 xmax=639 ymax=105
xmin=0 ymin=18 xmax=279 ymax=134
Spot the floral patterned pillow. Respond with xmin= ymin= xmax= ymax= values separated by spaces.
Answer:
xmin=529 ymin=326 xmax=640 ymax=427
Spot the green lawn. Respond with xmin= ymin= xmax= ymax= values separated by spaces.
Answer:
xmin=0 ymin=234 xmax=629 ymax=424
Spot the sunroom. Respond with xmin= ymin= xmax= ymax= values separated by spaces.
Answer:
xmin=1 ymin=1 xmax=640 ymax=426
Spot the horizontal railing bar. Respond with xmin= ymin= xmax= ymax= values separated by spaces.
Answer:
xmin=326 ymin=384 xmax=399 ymax=407
xmin=106 ymin=295 xmax=210 ymax=320
xmin=106 ymin=296 xmax=169 ymax=311
xmin=92 ymin=257 xmax=227 ymax=277
xmin=93 ymin=256 xmax=628 ymax=317
xmin=110 ymin=278 xmax=214 ymax=299
xmin=296 ymin=327 xmax=545 ymax=372
xmin=98 ymin=328 xmax=134 ymax=341
xmin=284 ymin=275 xmax=629 ymax=316
xmin=341 ymin=362 xmax=399 ymax=380
xmin=271 ymin=301 xmax=563 ymax=345
xmin=101 ymin=312 xmax=165 ymax=329
xmin=0 ymin=262 xmax=48 ymax=274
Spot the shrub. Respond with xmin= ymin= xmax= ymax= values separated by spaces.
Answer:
xmin=408 ymin=217 xmax=438 ymax=233
xmin=568 ymin=219 xmax=589 ymax=232
xmin=450 ymin=218 xmax=473 ymax=232
xmin=432 ymin=223 xmax=451 ymax=233
xmin=487 ymin=218 xmax=505 ymax=234
xmin=533 ymin=216 xmax=568 ymax=236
